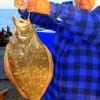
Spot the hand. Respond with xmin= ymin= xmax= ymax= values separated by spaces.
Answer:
xmin=14 ymin=0 xmax=28 ymax=11
xmin=76 ymin=0 xmax=95 ymax=10
xmin=14 ymin=0 xmax=51 ymax=15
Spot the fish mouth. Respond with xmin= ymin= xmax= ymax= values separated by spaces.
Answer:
xmin=12 ymin=16 xmax=29 ymax=29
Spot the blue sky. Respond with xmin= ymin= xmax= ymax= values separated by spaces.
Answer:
xmin=0 ymin=0 xmax=15 ymax=9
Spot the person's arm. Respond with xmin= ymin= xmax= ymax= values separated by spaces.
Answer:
xmin=50 ymin=4 xmax=100 ymax=45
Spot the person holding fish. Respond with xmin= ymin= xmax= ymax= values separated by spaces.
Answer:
xmin=15 ymin=0 xmax=100 ymax=99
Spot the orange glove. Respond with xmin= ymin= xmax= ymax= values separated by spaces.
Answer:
xmin=76 ymin=0 xmax=95 ymax=10
xmin=14 ymin=0 xmax=51 ymax=15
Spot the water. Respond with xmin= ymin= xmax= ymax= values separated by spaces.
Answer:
xmin=0 ymin=9 xmax=20 ymax=32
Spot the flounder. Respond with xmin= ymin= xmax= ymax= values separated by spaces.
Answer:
xmin=4 ymin=17 xmax=53 ymax=100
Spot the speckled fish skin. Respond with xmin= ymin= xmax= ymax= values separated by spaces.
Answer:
xmin=4 ymin=16 xmax=53 ymax=100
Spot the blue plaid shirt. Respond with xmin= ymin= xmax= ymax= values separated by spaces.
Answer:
xmin=19 ymin=3 xmax=100 ymax=100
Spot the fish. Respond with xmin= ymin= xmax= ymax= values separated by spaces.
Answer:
xmin=4 ymin=16 xmax=53 ymax=100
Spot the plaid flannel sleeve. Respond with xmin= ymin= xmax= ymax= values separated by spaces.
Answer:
xmin=50 ymin=4 xmax=100 ymax=45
